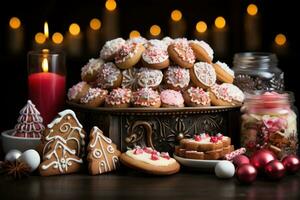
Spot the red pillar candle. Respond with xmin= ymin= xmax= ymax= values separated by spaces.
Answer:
xmin=27 ymin=50 xmax=66 ymax=124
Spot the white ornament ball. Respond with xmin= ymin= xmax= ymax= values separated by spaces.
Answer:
xmin=215 ymin=161 xmax=235 ymax=179
xmin=5 ymin=149 xmax=22 ymax=162
xmin=18 ymin=149 xmax=41 ymax=172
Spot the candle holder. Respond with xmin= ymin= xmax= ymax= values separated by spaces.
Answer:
xmin=27 ymin=50 xmax=66 ymax=124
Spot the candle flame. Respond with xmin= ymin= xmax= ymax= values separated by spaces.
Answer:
xmin=44 ymin=22 xmax=49 ymax=38
xmin=42 ymin=58 xmax=49 ymax=72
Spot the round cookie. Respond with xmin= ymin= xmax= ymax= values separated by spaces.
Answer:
xmin=183 ymin=86 xmax=211 ymax=107
xmin=115 ymin=43 xmax=145 ymax=69
xmin=142 ymin=47 xmax=170 ymax=69
xmin=190 ymin=62 xmax=216 ymax=89
xmin=213 ymin=61 xmax=235 ymax=84
xmin=209 ymin=83 xmax=245 ymax=106
xmin=189 ymin=40 xmax=214 ymax=63
xmin=120 ymin=147 xmax=180 ymax=175
xmin=164 ymin=65 xmax=190 ymax=91
xmin=96 ymin=62 xmax=122 ymax=90
xmin=167 ymin=38 xmax=195 ymax=68
xmin=105 ymin=88 xmax=132 ymax=108
xmin=121 ymin=68 xmax=139 ymax=91
xmin=145 ymin=39 xmax=168 ymax=50
xmin=67 ymin=81 xmax=91 ymax=103
xmin=132 ymin=88 xmax=161 ymax=108
xmin=80 ymin=88 xmax=108 ymax=107
xmin=127 ymin=36 xmax=148 ymax=46
xmin=100 ymin=38 xmax=125 ymax=61
xmin=160 ymin=90 xmax=184 ymax=108
xmin=137 ymin=67 xmax=163 ymax=89
xmin=81 ymin=58 xmax=104 ymax=82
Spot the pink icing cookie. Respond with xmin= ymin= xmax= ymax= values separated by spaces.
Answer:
xmin=105 ymin=88 xmax=132 ymax=107
xmin=132 ymin=88 xmax=161 ymax=108
xmin=165 ymin=66 xmax=190 ymax=90
xmin=67 ymin=81 xmax=90 ymax=102
xmin=96 ymin=62 xmax=122 ymax=89
xmin=160 ymin=90 xmax=184 ymax=107
xmin=127 ymin=36 xmax=148 ymax=45
xmin=121 ymin=68 xmax=139 ymax=91
xmin=81 ymin=58 xmax=104 ymax=82
xmin=12 ymin=100 xmax=45 ymax=138
xmin=170 ymin=38 xmax=196 ymax=65
xmin=209 ymin=83 xmax=245 ymax=106
xmin=189 ymin=40 xmax=214 ymax=61
xmin=80 ymin=88 xmax=108 ymax=105
xmin=185 ymin=87 xmax=211 ymax=106
xmin=191 ymin=62 xmax=216 ymax=89
xmin=115 ymin=43 xmax=138 ymax=64
xmin=142 ymin=47 xmax=169 ymax=64
xmin=100 ymin=38 xmax=125 ymax=61
xmin=137 ymin=67 xmax=163 ymax=88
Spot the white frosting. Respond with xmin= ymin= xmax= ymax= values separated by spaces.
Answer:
xmin=80 ymin=88 xmax=107 ymax=104
xmin=81 ymin=58 xmax=104 ymax=78
xmin=165 ymin=66 xmax=190 ymax=89
xmin=193 ymin=62 xmax=216 ymax=87
xmin=126 ymin=150 xmax=176 ymax=166
xmin=137 ymin=67 xmax=163 ymax=88
xmin=211 ymin=83 xmax=245 ymax=103
xmin=145 ymin=39 xmax=168 ymax=50
xmin=67 ymin=82 xmax=87 ymax=100
xmin=47 ymin=109 xmax=83 ymax=129
xmin=162 ymin=37 xmax=174 ymax=47
xmin=97 ymin=62 xmax=121 ymax=89
xmin=100 ymin=38 xmax=125 ymax=60
xmin=215 ymin=61 xmax=234 ymax=77
xmin=142 ymin=47 xmax=169 ymax=64
xmin=121 ymin=68 xmax=139 ymax=90
xmin=127 ymin=37 xmax=147 ymax=45
xmin=115 ymin=43 xmax=139 ymax=63
xmin=190 ymin=40 xmax=214 ymax=60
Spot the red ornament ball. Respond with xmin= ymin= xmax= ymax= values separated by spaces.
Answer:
xmin=264 ymin=160 xmax=285 ymax=180
xmin=233 ymin=155 xmax=250 ymax=167
xmin=236 ymin=164 xmax=257 ymax=184
xmin=282 ymin=155 xmax=300 ymax=174
xmin=250 ymin=149 xmax=276 ymax=171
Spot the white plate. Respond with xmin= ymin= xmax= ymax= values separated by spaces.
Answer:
xmin=174 ymin=154 xmax=221 ymax=168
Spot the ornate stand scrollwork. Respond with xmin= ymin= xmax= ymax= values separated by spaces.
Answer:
xmin=125 ymin=121 xmax=154 ymax=149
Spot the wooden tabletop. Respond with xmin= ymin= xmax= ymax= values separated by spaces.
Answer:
xmin=1 ymin=169 xmax=299 ymax=199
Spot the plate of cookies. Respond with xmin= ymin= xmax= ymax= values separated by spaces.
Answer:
xmin=174 ymin=133 xmax=234 ymax=168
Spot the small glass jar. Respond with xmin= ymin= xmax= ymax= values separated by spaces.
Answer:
xmin=233 ymin=52 xmax=284 ymax=92
xmin=240 ymin=91 xmax=298 ymax=158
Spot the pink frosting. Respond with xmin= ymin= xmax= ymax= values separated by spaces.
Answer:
xmin=105 ymin=88 xmax=132 ymax=105
xmin=100 ymin=38 xmax=125 ymax=60
xmin=165 ymin=66 xmax=190 ymax=89
xmin=115 ymin=43 xmax=139 ymax=63
xmin=67 ymin=82 xmax=88 ymax=100
xmin=132 ymin=88 xmax=161 ymax=107
xmin=160 ymin=90 xmax=184 ymax=106
xmin=142 ymin=47 xmax=168 ymax=64
xmin=96 ymin=62 xmax=121 ymax=89
xmin=210 ymin=83 xmax=245 ymax=103
xmin=172 ymin=38 xmax=195 ymax=64
xmin=187 ymin=87 xmax=211 ymax=105
xmin=80 ymin=88 xmax=108 ymax=104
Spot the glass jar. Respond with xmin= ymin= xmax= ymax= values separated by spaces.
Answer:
xmin=240 ymin=91 xmax=298 ymax=158
xmin=233 ymin=52 xmax=284 ymax=92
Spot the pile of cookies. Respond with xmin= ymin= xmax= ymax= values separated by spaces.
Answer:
xmin=175 ymin=133 xmax=234 ymax=160
xmin=67 ymin=37 xmax=245 ymax=108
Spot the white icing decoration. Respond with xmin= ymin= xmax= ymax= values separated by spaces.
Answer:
xmin=115 ymin=43 xmax=139 ymax=63
xmin=97 ymin=62 xmax=121 ymax=89
xmin=142 ymin=47 xmax=169 ymax=64
xmin=67 ymin=82 xmax=87 ymax=100
xmin=193 ymin=62 xmax=216 ymax=87
xmin=100 ymin=38 xmax=125 ymax=60
xmin=137 ymin=67 xmax=163 ymax=88
xmin=126 ymin=149 xmax=176 ymax=166
xmin=81 ymin=58 xmax=104 ymax=78
xmin=190 ymin=40 xmax=214 ymax=60
xmin=165 ymin=66 xmax=190 ymax=89
xmin=211 ymin=83 xmax=245 ymax=103
xmin=48 ymin=109 xmax=83 ymax=129
xmin=121 ymin=68 xmax=139 ymax=90
xmin=215 ymin=61 xmax=235 ymax=77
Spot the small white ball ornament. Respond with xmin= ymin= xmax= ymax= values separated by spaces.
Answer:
xmin=18 ymin=149 xmax=40 ymax=172
xmin=4 ymin=149 xmax=22 ymax=162
xmin=215 ymin=160 xmax=235 ymax=179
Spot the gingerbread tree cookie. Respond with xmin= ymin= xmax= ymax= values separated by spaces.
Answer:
xmin=39 ymin=109 xmax=86 ymax=176
xmin=87 ymin=126 xmax=120 ymax=175
xmin=12 ymin=100 xmax=45 ymax=138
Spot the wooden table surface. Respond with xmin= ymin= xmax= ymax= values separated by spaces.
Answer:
xmin=1 ymin=169 xmax=300 ymax=200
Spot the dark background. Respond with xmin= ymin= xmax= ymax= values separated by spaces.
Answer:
xmin=0 ymin=0 xmax=299 ymax=131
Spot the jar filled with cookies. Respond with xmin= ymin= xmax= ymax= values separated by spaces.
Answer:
xmin=233 ymin=52 xmax=284 ymax=92
xmin=240 ymin=91 xmax=298 ymax=159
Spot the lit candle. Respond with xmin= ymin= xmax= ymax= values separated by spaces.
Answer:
xmin=87 ymin=18 xmax=102 ymax=54
xmin=169 ymin=9 xmax=186 ymax=38
xmin=8 ymin=17 xmax=24 ymax=54
xmin=147 ymin=24 xmax=162 ymax=39
xmin=33 ymin=22 xmax=50 ymax=51
xmin=28 ymin=50 xmax=66 ymax=124
xmin=272 ymin=33 xmax=288 ymax=56
xmin=194 ymin=20 xmax=208 ymax=41
xmin=66 ymin=23 xmax=82 ymax=57
xmin=212 ymin=16 xmax=228 ymax=58
xmin=51 ymin=32 xmax=64 ymax=52
xmin=102 ymin=0 xmax=120 ymax=40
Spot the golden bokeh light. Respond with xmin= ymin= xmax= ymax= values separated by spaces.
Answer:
xmin=105 ymin=0 xmax=117 ymax=11
xmin=215 ymin=16 xmax=226 ymax=29
xmin=9 ymin=17 xmax=21 ymax=29
xmin=275 ymin=34 xmax=287 ymax=46
xmin=35 ymin=32 xmax=46 ymax=44
xmin=52 ymin=32 xmax=64 ymax=44
xmin=196 ymin=21 xmax=207 ymax=33
xmin=90 ymin=18 xmax=101 ymax=30
xmin=171 ymin=10 xmax=182 ymax=22
xmin=129 ymin=30 xmax=141 ymax=38
xmin=150 ymin=25 xmax=161 ymax=36
xmin=69 ymin=23 xmax=80 ymax=36
xmin=247 ymin=4 xmax=258 ymax=16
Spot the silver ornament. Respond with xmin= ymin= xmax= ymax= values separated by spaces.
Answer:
xmin=5 ymin=149 xmax=22 ymax=162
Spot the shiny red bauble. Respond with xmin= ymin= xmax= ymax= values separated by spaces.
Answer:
xmin=236 ymin=164 xmax=258 ymax=184
xmin=250 ymin=149 xmax=276 ymax=171
xmin=264 ymin=160 xmax=285 ymax=180
xmin=233 ymin=155 xmax=250 ymax=167
xmin=282 ymin=155 xmax=300 ymax=174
